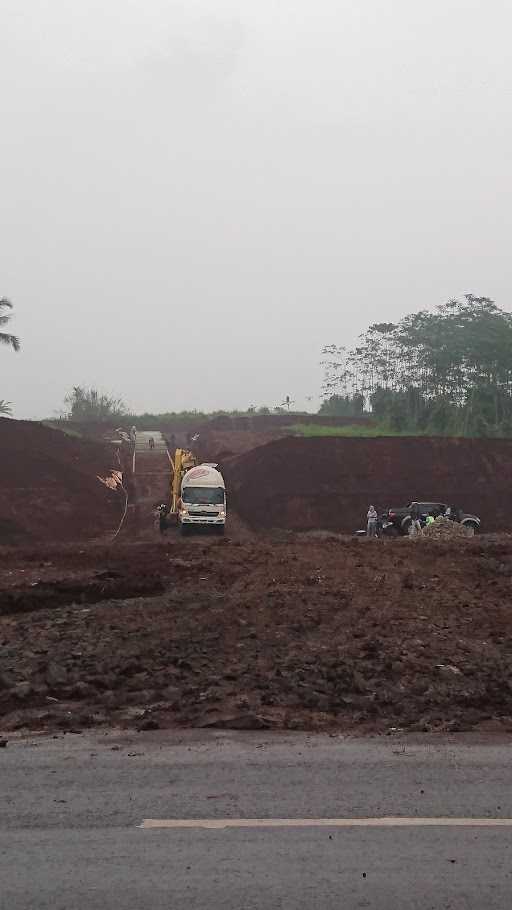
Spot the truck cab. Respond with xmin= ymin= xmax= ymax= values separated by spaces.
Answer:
xmin=179 ymin=464 xmax=226 ymax=535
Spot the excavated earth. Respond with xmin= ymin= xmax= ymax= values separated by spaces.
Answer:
xmin=3 ymin=533 xmax=512 ymax=735
xmin=3 ymin=420 xmax=512 ymax=736
xmin=225 ymin=436 xmax=512 ymax=533
xmin=0 ymin=418 xmax=123 ymax=545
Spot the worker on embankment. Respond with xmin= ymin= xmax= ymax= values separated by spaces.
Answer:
xmin=367 ymin=505 xmax=378 ymax=537
xmin=149 ymin=437 xmax=155 ymax=450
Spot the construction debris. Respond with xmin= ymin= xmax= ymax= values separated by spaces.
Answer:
xmin=421 ymin=517 xmax=471 ymax=540
xmin=97 ymin=470 xmax=124 ymax=491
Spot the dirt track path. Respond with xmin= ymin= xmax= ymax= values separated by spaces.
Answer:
xmin=125 ymin=432 xmax=170 ymax=539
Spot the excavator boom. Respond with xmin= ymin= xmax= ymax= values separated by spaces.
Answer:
xmin=170 ymin=448 xmax=198 ymax=514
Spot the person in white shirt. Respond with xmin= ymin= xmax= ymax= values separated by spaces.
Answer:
xmin=367 ymin=505 xmax=378 ymax=537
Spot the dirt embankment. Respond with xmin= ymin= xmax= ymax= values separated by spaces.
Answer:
xmin=3 ymin=533 xmax=512 ymax=735
xmin=194 ymin=429 xmax=285 ymax=463
xmin=225 ymin=436 xmax=512 ymax=533
xmin=0 ymin=418 xmax=123 ymax=545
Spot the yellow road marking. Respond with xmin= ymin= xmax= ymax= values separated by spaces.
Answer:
xmin=139 ymin=818 xmax=512 ymax=830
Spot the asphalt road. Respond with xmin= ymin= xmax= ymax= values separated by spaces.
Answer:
xmin=2 ymin=730 xmax=512 ymax=909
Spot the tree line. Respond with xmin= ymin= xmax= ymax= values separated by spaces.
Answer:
xmin=322 ymin=295 xmax=512 ymax=436
xmin=5 ymin=289 xmax=512 ymax=437
xmin=61 ymin=387 xmax=304 ymax=424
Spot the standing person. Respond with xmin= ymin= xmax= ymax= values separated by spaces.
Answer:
xmin=157 ymin=504 xmax=168 ymax=534
xmin=409 ymin=502 xmax=422 ymax=536
xmin=149 ymin=436 xmax=155 ymax=450
xmin=367 ymin=505 xmax=378 ymax=537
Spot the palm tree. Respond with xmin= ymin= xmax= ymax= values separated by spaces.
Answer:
xmin=0 ymin=298 xmax=20 ymax=351
xmin=0 ymin=400 xmax=12 ymax=415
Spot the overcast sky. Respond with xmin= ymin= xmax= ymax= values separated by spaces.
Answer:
xmin=2 ymin=0 xmax=511 ymax=418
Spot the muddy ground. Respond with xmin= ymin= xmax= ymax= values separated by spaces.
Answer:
xmin=3 ymin=419 xmax=512 ymax=737
xmin=2 ymin=531 xmax=512 ymax=735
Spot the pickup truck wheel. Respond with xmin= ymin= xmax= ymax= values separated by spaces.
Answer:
xmin=463 ymin=522 xmax=478 ymax=537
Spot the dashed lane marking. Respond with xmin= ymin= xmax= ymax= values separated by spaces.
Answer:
xmin=139 ymin=818 xmax=512 ymax=830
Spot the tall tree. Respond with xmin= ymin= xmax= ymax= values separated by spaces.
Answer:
xmin=64 ymin=386 xmax=128 ymax=422
xmin=322 ymin=295 xmax=512 ymax=436
xmin=0 ymin=298 xmax=20 ymax=352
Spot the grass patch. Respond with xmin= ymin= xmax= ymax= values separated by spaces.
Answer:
xmin=287 ymin=423 xmax=425 ymax=438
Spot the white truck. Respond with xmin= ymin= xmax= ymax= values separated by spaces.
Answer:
xmin=179 ymin=463 xmax=226 ymax=535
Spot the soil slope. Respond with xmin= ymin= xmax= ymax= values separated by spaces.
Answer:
xmin=195 ymin=429 xmax=285 ymax=462
xmin=0 ymin=418 xmax=122 ymax=545
xmin=225 ymin=436 xmax=512 ymax=532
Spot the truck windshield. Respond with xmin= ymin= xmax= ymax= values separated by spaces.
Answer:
xmin=182 ymin=486 xmax=225 ymax=505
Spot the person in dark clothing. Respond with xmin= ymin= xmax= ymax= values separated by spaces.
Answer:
xmin=149 ymin=437 xmax=155 ymax=450
xmin=157 ymin=504 xmax=168 ymax=534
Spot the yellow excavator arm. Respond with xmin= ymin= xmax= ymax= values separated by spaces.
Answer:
xmin=170 ymin=448 xmax=198 ymax=514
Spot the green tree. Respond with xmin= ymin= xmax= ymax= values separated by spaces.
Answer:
xmin=319 ymin=393 xmax=364 ymax=417
xmin=64 ymin=386 xmax=128 ymax=422
xmin=0 ymin=298 xmax=20 ymax=352
xmin=323 ymin=295 xmax=512 ymax=436
xmin=0 ymin=399 xmax=12 ymax=415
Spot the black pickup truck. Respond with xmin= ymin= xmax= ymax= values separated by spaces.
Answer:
xmin=382 ymin=502 xmax=481 ymax=536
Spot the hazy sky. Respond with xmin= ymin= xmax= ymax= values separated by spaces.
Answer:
xmin=2 ymin=0 xmax=511 ymax=418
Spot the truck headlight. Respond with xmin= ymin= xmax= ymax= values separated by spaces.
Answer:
xmin=180 ymin=509 xmax=188 ymax=517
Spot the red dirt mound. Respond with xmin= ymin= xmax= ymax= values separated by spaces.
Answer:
xmin=225 ymin=436 xmax=512 ymax=532
xmin=0 ymin=418 xmax=122 ymax=545
xmin=195 ymin=429 xmax=285 ymax=462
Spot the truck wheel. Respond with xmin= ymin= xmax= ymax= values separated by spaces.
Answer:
xmin=463 ymin=522 xmax=478 ymax=537
xmin=401 ymin=518 xmax=412 ymax=536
